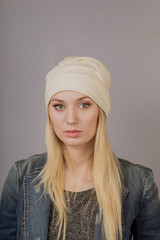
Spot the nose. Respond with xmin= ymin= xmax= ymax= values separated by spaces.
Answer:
xmin=66 ymin=107 xmax=78 ymax=125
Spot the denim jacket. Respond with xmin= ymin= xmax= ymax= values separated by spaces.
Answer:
xmin=0 ymin=153 xmax=160 ymax=240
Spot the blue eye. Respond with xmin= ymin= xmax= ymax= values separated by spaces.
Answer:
xmin=54 ymin=104 xmax=65 ymax=110
xmin=79 ymin=103 xmax=90 ymax=108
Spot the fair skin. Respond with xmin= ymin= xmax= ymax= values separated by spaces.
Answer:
xmin=49 ymin=91 xmax=99 ymax=192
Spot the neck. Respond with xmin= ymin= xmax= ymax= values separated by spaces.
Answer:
xmin=64 ymin=140 xmax=94 ymax=169
xmin=64 ymin=141 xmax=95 ymax=192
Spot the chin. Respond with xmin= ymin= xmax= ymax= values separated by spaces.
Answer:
xmin=65 ymin=141 xmax=82 ymax=147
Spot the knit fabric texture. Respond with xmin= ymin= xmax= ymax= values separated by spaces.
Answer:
xmin=48 ymin=188 xmax=98 ymax=240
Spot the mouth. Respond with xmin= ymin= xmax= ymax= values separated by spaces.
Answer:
xmin=65 ymin=130 xmax=82 ymax=138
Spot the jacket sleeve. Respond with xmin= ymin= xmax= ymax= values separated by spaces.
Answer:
xmin=0 ymin=163 xmax=19 ymax=240
xmin=132 ymin=170 xmax=160 ymax=239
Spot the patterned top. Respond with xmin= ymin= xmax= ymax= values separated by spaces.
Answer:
xmin=48 ymin=188 xmax=98 ymax=240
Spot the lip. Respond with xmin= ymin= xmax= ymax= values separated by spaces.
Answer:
xmin=65 ymin=130 xmax=81 ymax=138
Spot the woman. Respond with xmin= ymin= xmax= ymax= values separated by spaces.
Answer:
xmin=0 ymin=56 xmax=160 ymax=240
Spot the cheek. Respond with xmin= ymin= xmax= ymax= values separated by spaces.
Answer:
xmin=91 ymin=118 xmax=98 ymax=134
xmin=51 ymin=118 xmax=61 ymax=132
xmin=50 ymin=117 xmax=63 ymax=140
xmin=49 ymin=112 xmax=61 ymax=131
xmin=87 ymin=112 xmax=99 ymax=133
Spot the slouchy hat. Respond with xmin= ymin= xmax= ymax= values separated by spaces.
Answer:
xmin=45 ymin=56 xmax=111 ymax=117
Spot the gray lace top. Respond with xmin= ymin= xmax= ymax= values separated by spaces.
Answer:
xmin=48 ymin=188 xmax=98 ymax=240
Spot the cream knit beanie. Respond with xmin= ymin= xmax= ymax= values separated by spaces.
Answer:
xmin=45 ymin=56 xmax=111 ymax=117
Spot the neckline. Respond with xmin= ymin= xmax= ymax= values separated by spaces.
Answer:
xmin=64 ymin=187 xmax=95 ymax=194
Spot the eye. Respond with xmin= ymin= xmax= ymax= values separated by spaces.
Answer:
xmin=53 ymin=104 xmax=65 ymax=110
xmin=79 ymin=102 xmax=91 ymax=109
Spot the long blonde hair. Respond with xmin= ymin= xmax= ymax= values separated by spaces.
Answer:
xmin=39 ymin=107 xmax=122 ymax=240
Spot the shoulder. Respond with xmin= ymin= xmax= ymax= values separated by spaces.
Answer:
xmin=14 ymin=152 xmax=47 ymax=178
xmin=118 ymin=158 xmax=152 ymax=176
xmin=118 ymin=158 xmax=155 ymax=197
xmin=1 ymin=153 xmax=47 ymax=194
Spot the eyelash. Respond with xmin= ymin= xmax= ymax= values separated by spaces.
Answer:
xmin=52 ymin=102 xmax=91 ymax=111
xmin=53 ymin=104 xmax=64 ymax=110
xmin=79 ymin=102 xmax=91 ymax=108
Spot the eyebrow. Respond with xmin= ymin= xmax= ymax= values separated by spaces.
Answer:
xmin=51 ymin=96 xmax=91 ymax=102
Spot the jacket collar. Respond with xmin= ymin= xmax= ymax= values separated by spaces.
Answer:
xmin=35 ymin=153 xmax=129 ymax=202
xmin=35 ymin=152 xmax=47 ymax=170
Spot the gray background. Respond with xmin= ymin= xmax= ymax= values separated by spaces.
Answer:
xmin=0 ymin=0 xmax=160 ymax=193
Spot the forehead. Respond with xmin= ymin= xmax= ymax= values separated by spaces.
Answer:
xmin=51 ymin=90 xmax=92 ymax=101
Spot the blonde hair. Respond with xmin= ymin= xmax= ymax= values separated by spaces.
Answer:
xmin=39 ymin=107 xmax=122 ymax=240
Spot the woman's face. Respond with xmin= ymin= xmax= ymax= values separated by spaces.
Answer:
xmin=48 ymin=91 xmax=99 ymax=149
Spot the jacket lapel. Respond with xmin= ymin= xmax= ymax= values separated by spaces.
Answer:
xmin=23 ymin=172 xmax=51 ymax=240
xmin=122 ymin=185 xmax=129 ymax=203
xmin=94 ymin=185 xmax=129 ymax=240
